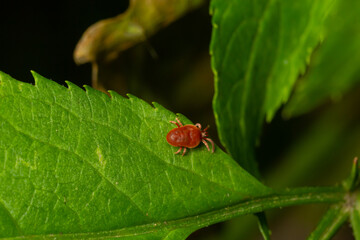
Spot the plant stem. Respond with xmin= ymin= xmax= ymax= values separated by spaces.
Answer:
xmin=6 ymin=187 xmax=345 ymax=239
xmin=256 ymin=212 xmax=272 ymax=240
xmin=178 ymin=187 xmax=345 ymax=230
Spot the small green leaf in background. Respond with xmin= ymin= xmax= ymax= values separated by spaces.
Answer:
xmin=351 ymin=202 xmax=360 ymax=240
xmin=210 ymin=0 xmax=335 ymax=176
xmin=307 ymin=204 xmax=349 ymax=240
xmin=343 ymin=157 xmax=360 ymax=192
xmin=0 ymin=71 xmax=271 ymax=239
xmin=348 ymin=157 xmax=360 ymax=240
xmin=284 ymin=0 xmax=360 ymax=117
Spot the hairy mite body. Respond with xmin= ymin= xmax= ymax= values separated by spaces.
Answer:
xmin=166 ymin=118 xmax=214 ymax=156
xmin=166 ymin=125 xmax=202 ymax=148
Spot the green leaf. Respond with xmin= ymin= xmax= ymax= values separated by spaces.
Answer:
xmin=0 ymin=71 xmax=271 ymax=239
xmin=0 ymin=145 xmax=346 ymax=240
xmin=256 ymin=212 xmax=271 ymax=240
xmin=284 ymin=0 xmax=360 ymax=117
xmin=343 ymin=157 xmax=360 ymax=192
xmin=348 ymin=192 xmax=360 ymax=240
xmin=307 ymin=204 xmax=349 ymax=240
xmin=351 ymin=204 xmax=360 ymax=240
xmin=210 ymin=0 xmax=335 ymax=175
xmin=349 ymin=158 xmax=360 ymax=240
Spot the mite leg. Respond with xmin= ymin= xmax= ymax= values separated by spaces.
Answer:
xmin=202 ymin=139 xmax=210 ymax=152
xmin=204 ymin=138 xmax=215 ymax=153
xmin=182 ymin=147 xmax=187 ymax=156
xmin=170 ymin=120 xmax=180 ymax=127
xmin=203 ymin=125 xmax=210 ymax=132
xmin=176 ymin=118 xmax=183 ymax=127
xmin=174 ymin=147 xmax=182 ymax=154
xmin=170 ymin=118 xmax=184 ymax=127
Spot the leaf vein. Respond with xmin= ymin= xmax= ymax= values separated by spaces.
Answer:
xmin=0 ymin=114 xmax=152 ymax=223
xmin=0 ymin=196 xmax=24 ymax=235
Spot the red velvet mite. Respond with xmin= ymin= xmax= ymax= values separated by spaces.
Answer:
xmin=166 ymin=118 xmax=215 ymax=156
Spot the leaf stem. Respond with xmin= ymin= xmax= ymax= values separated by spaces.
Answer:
xmin=256 ymin=212 xmax=271 ymax=240
xmin=6 ymin=187 xmax=345 ymax=239
xmin=307 ymin=204 xmax=349 ymax=240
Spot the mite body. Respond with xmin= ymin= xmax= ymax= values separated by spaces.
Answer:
xmin=166 ymin=118 xmax=214 ymax=156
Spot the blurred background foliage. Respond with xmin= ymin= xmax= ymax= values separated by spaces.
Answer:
xmin=0 ymin=0 xmax=359 ymax=239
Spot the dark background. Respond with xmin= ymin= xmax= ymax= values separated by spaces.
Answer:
xmin=0 ymin=1 xmax=129 ymax=85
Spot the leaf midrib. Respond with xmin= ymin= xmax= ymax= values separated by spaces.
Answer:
xmin=0 ymin=197 xmax=23 ymax=235
xmin=1 ymin=187 xmax=345 ymax=239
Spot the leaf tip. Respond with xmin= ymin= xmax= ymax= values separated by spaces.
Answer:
xmin=353 ymin=156 xmax=358 ymax=165
xmin=30 ymin=70 xmax=38 ymax=76
xmin=107 ymin=90 xmax=117 ymax=97
xmin=152 ymin=101 xmax=164 ymax=110
xmin=126 ymin=93 xmax=137 ymax=100
xmin=31 ymin=71 xmax=49 ymax=86
xmin=65 ymin=81 xmax=84 ymax=94
xmin=83 ymin=84 xmax=92 ymax=93
xmin=108 ymin=90 xmax=126 ymax=101
xmin=64 ymin=80 xmax=74 ymax=90
xmin=126 ymin=93 xmax=144 ymax=103
xmin=343 ymin=156 xmax=360 ymax=191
